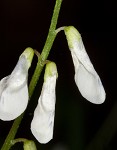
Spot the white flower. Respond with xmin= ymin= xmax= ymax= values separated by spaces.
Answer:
xmin=64 ymin=26 xmax=106 ymax=104
xmin=0 ymin=47 xmax=34 ymax=121
xmin=31 ymin=62 xmax=58 ymax=144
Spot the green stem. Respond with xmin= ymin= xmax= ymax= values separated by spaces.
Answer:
xmin=1 ymin=0 xmax=62 ymax=149
xmin=29 ymin=0 xmax=62 ymax=98
xmin=11 ymin=138 xmax=28 ymax=145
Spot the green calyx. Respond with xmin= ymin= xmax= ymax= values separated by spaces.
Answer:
xmin=64 ymin=26 xmax=81 ymax=49
xmin=44 ymin=61 xmax=58 ymax=82
xmin=21 ymin=47 xmax=34 ymax=69
xmin=23 ymin=140 xmax=37 ymax=150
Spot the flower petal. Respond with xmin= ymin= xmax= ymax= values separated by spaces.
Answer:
xmin=31 ymin=62 xmax=57 ymax=144
xmin=75 ymin=63 xmax=105 ymax=104
xmin=0 ymin=48 xmax=34 ymax=121
xmin=64 ymin=26 xmax=106 ymax=104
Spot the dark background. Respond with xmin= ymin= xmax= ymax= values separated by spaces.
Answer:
xmin=0 ymin=0 xmax=117 ymax=149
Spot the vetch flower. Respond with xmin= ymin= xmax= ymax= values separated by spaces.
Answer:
xmin=31 ymin=62 xmax=58 ymax=144
xmin=0 ymin=47 xmax=34 ymax=121
xmin=64 ymin=26 xmax=106 ymax=104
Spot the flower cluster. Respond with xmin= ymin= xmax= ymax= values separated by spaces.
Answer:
xmin=0 ymin=26 xmax=106 ymax=144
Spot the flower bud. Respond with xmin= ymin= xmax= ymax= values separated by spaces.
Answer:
xmin=64 ymin=26 xmax=106 ymax=104
xmin=0 ymin=47 xmax=34 ymax=121
xmin=31 ymin=62 xmax=58 ymax=144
